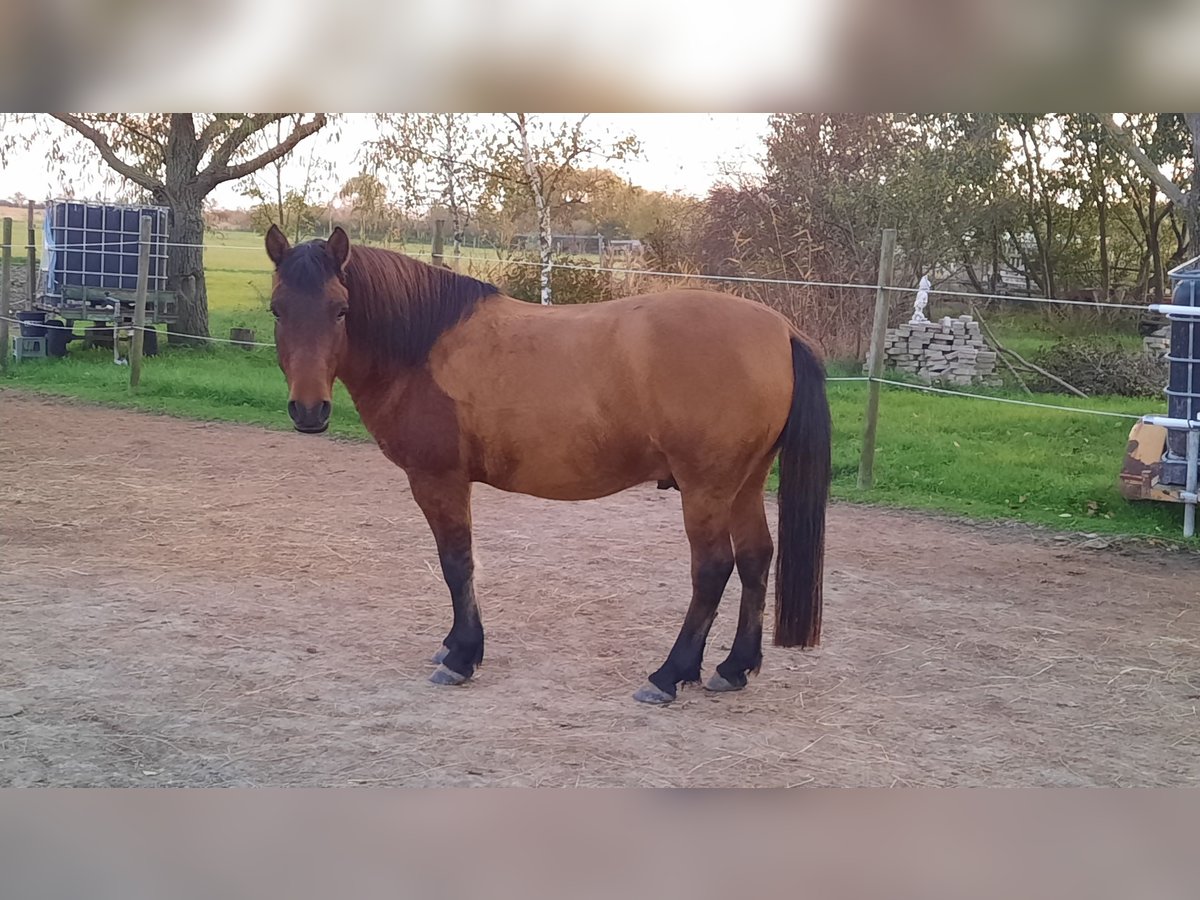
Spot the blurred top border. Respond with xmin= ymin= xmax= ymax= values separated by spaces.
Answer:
xmin=2 ymin=0 xmax=1196 ymax=110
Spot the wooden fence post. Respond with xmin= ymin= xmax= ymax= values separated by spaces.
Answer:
xmin=26 ymin=201 xmax=36 ymax=306
xmin=857 ymin=227 xmax=897 ymax=490
xmin=129 ymin=216 xmax=151 ymax=388
xmin=1 ymin=218 xmax=12 ymax=375
xmin=432 ymin=219 xmax=445 ymax=267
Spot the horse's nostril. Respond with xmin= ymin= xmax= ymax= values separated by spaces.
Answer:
xmin=288 ymin=400 xmax=330 ymax=433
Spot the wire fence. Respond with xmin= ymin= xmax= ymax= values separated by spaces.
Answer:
xmin=2 ymin=231 xmax=1164 ymax=426
xmin=27 ymin=237 xmax=1153 ymax=312
xmin=0 ymin=315 xmax=276 ymax=347
xmin=0 ymin=313 xmax=1150 ymax=422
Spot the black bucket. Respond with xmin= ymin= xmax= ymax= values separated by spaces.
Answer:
xmin=142 ymin=325 xmax=159 ymax=357
xmin=1166 ymin=271 xmax=1200 ymax=459
xmin=44 ymin=320 xmax=73 ymax=358
xmin=16 ymin=310 xmax=47 ymax=338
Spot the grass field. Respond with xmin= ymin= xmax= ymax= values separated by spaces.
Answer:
xmin=4 ymin=229 xmax=1188 ymax=542
xmin=0 ymin=205 xmax=43 ymax=265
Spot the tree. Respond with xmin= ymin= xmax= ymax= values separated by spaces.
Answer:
xmin=1101 ymin=113 xmax=1200 ymax=261
xmin=241 ymin=119 xmax=333 ymax=244
xmin=371 ymin=114 xmax=484 ymax=261
xmin=554 ymin=167 xmax=694 ymax=240
xmin=1 ymin=113 xmax=331 ymax=340
xmin=686 ymin=114 xmax=1026 ymax=356
xmin=485 ymin=115 xmax=639 ymax=304
xmin=1104 ymin=115 xmax=1194 ymax=302
xmin=337 ymin=171 xmax=393 ymax=242
xmin=370 ymin=114 xmax=638 ymax=299
xmin=756 ymin=114 xmax=1011 ymax=289
xmin=246 ymin=190 xmax=322 ymax=243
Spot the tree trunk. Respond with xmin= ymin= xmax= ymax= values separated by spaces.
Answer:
xmin=536 ymin=202 xmax=553 ymax=305
xmin=1188 ymin=113 xmax=1200 ymax=258
xmin=1097 ymin=191 xmax=1110 ymax=298
xmin=1148 ymin=181 xmax=1164 ymax=304
xmin=275 ymin=160 xmax=285 ymax=236
xmin=448 ymin=201 xmax=464 ymax=267
xmin=514 ymin=114 xmax=553 ymax=305
xmin=990 ymin=221 xmax=1000 ymax=291
xmin=161 ymin=190 xmax=209 ymax=343
xmin=1007 ymin=227 xmax=1046 ymax=295
xmin=443 ymin=122 xmax=466 ymax=267
xmin=1038 ymin=202 xmax=1055 ymax=299
xmin=157 ymin=116 xmax=209 ymax=343
xmin=962 ymin=257 xmax=985 ymax=293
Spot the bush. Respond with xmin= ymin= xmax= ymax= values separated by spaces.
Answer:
xmin=498 ymin=255 xmax=615 ymax=305
xmin=1030 ymin=338 xmax=1167 ymax=398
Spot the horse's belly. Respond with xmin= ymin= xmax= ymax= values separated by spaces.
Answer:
xmin=476 ymin=437 xmax=670 ymax=501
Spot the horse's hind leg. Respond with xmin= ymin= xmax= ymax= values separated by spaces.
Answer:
xmin=407 ymin=472 xmax=484 ymax=685
xmin=707 ymin=463 xmax=774 ymax=693
xmin=634 ymin=487 xmax=735 ymax=704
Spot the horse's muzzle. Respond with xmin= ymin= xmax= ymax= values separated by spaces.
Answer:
xmin=289 ymin=400 xmax=331 ymax=434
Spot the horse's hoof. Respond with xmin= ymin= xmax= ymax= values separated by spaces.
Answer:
xmin=429 ymin=665 xmax=468 ymax=686
xmin=705 ymin=672 xmax=746 ymax=693
xmin=430 ymin=646 xmax=449 ymax=665
xmin=633 ymin=683 xmax=676 ymax=705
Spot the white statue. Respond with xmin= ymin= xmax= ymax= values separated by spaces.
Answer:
xmin=910 ymin=275 xmax=931 ymax=324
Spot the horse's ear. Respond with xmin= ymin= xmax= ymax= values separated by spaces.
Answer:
xmin=265 ymin=225 xmax=290 ymax=267
xmin=327 ymin=226 xmax=352 ymax=273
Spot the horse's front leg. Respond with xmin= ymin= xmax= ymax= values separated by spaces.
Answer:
xmin=407 ymin=472 xmax=482 ymax=685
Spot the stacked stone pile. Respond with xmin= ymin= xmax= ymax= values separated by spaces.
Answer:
xmin=6 ymin=266 xmax=28 ymax=303
xmin=1143 ymin=324 xmax=1170 ymax=357
xmin=875 ymin=314 xmax=999 ymax=385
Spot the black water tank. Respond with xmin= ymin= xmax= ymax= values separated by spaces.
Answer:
xmin=16 ymin=310 xmax=46 ymax=337
xmin=1167 ymin=265 xmax=1200 ymax=459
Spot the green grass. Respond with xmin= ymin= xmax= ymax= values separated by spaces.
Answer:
xmin=4 ymin=230 xmax=1190 ymax=542
xmin=0 ymin=206 xmax=42 ymax=266
xmin=3 ymin=341 xmax=368 ymax=440
xmin=821 ymin=381 xmax=1182 ymax=538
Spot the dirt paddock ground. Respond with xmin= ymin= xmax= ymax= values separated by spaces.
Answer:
xmin=2 ymin=391 xmax=1198 ymax=786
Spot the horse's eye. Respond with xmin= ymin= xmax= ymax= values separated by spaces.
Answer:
xmin=336 ymin=308 xmax=348 ymax=321
xmin=270 ymin=305 xmax=280 ymax=319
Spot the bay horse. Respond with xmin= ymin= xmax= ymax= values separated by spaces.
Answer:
xmin=265 ymin=225 xmax=831 ymax=704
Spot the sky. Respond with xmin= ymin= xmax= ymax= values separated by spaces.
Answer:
xmin=0 ymin=114 xmax=772 ymax=209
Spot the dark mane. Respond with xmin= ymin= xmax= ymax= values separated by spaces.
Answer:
xmin=280 ymin=240 xmax=498 ymax=368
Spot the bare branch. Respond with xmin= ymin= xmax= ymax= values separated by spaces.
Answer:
xmin=200 ymin=114 xmax=288 ymax=181
xmin=1098 ymin=114 xmax=1189 ymax=208
xmin=202 ymin=114 xmax=326 ymax=187
xmin=196 ymin=114 xmax=242 ymax=157
xmin=50 ymin=113 xmax=163 ymax=192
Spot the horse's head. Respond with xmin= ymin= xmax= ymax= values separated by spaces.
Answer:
xmin=265 ymin=225 xmax=352 ymax=434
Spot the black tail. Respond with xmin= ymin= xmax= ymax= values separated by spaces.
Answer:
xmin=774 ymin=337 xmax=831 ymax=648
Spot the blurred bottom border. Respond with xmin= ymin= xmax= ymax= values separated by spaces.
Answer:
xmin=2 ymin=788 xmax=1198 ymax=899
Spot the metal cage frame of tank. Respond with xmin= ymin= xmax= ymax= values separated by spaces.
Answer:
xmin=1122 ymin=254 xmax=1200 ymax=537
xmin=33 ymin=199 xmax=181 ymax=326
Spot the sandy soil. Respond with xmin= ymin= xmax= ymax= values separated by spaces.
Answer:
xmin=2 ymin=391 xmax=1198 ymax=786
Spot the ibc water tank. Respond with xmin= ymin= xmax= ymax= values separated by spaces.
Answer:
xmin=1167 ymin=262 xmax=1200 ymax=461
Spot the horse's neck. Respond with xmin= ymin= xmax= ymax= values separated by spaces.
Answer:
xmin=336 ymin=349 xmax=411 ymax=406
